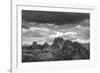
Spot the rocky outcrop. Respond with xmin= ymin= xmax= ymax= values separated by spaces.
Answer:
xmin=22 ymin=37 xmax=90 ymax=62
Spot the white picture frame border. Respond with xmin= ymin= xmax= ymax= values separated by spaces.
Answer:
xmin=11 ymin=1 xmax=97 ymax=73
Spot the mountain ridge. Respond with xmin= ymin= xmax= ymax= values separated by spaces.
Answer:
xmin=22 ymin=37 xmax=90 ymax=62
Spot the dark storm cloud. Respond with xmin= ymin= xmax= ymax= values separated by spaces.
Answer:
xmin=22 ymin=10 xmax=90 ymax=45
xmin=22 ymin=10 xmax=90 ymax=25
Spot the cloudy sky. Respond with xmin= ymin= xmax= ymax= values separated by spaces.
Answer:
xmin=22 ymin=10 xmax=90 ymax=45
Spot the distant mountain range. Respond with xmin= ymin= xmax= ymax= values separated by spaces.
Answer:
xmin=22 ymin=37 xmax=90 ymax=62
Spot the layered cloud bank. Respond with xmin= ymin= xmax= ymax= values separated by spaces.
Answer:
xmin=22 ymin=19 xmax=90 ymax=45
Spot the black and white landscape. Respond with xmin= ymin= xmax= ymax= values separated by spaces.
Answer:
xmin=22 ymin=10 xmax=90 ymax=62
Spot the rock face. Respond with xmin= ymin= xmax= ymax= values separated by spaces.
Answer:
xmin=31 ymin=41 xmax=37 ymax=49
xmin=52 ymin=37 xmax=64 ymax=50
xmin=41 ymin=42 xmax=50 ymax=49
xmin=22 ymin=37 xmax=90 ymax=62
